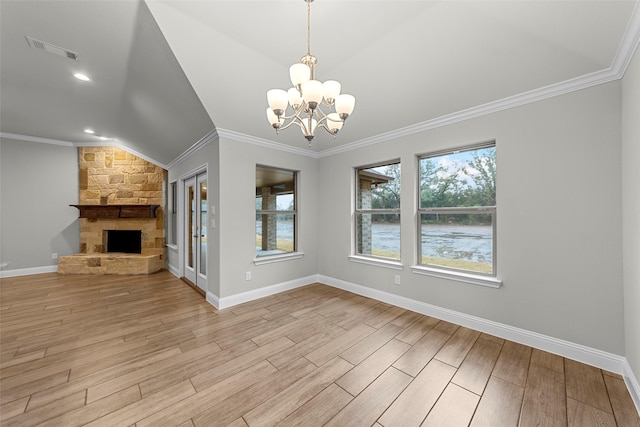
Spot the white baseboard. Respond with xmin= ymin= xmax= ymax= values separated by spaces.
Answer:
xmin=205 ymin=275 xmax=318 ymax=310
xmin=318 ymin=275 xmax=632 ymax=374
xmin=320 ymin=274 xmax=640 ymax=414
xmin=0 ymin=265 xmax=58 ymax=278
xmin=206 ymin=291 xmax=220 ymax=309
xmin=623 ymin=359 xmax=640 ymax=416
xmin=167 ymin=264 xmax=180 ymax=278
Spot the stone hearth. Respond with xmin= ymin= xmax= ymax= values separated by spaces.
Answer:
xmin=58 ymin=253 xmax=163 ymax=275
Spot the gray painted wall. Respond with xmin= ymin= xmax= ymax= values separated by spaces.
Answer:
xmin=622 ymin=47 xmax=640 ymax=389
xmin=166 ymin=137 xmax=220 ymax=297
xmin=217 ymin=138 xmax=319 ymax=299
xmin=166 ymin=136 xmax=320 ymax=300
xmin=317 ymin=81 xmax=624 ymax=355
xmin=0 ymin=137 xmax=79 ymax=272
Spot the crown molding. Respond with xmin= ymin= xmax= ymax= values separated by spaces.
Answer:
xmin=0 ymin=132 xmax=75 ymax=147
xmin=216 ymin=128 xmax=321 ymax=159
xmin=319 ymin=67 xmax=622 ymax=157
xmin=318 ymin=2 xmax=640 ymax=158
xmin=613 ymin=0 xmax=640 ymax=78
xmin=0 ymin=132 xmax=169 ymax=169
xmin=166 ymin=128 xmax=218 ymax=169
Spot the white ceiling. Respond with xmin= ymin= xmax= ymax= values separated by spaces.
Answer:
xmin=1 ymin=0 xmax=639 ymax=165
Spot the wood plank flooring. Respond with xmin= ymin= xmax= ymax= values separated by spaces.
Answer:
xmin=1 ymin=271 xmax=638 ymax=426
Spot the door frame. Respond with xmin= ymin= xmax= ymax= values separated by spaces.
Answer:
xmin=179 ymin=166 xmax=208 ymax=293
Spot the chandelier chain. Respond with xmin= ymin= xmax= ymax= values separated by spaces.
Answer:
xmin=307 ymin=0 xmax=311 ymax=55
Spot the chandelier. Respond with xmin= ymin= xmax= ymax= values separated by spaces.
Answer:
xmin=266 ymin=0 xmax=355 ymax=144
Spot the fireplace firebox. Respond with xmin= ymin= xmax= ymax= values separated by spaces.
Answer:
xmin=105 ymin=230 xmax=142 ymax=254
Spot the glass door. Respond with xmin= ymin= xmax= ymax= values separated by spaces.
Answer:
xmin=184 ymin=173 xmax=207 ymax=291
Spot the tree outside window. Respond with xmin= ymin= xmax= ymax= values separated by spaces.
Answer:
xmin=255 ymin=165 xmax=297 ymax=257
xmin=418 ymin=143 xmax=496 ymax=275
xmin=355 ymin=161 xmax=401 ymax=260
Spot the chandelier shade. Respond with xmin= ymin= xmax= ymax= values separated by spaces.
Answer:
xmin=265 ymin=0 xmax=355 ymax=144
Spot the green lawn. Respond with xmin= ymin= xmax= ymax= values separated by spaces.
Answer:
xmin=371 ymin=249 xmax=492 ymax=274
xmin=255 ymin=238 xmax=492 ymax=274
xmin=255 ymin=236 xmax=294 ymax=252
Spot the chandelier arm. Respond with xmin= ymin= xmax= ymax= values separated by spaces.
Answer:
xmin=274 ymin=117 xmax=300 ymax=132
xmin=275 ymin=101 xmax=308 ymax=122
xmin=312 ymin=105 xmax=344 ymax=123
xmin=316 ymin=121 xmax=339 ymax=137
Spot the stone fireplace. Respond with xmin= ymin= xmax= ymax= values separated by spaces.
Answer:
xmin=58 ymin=147 xmax=167 ymax=275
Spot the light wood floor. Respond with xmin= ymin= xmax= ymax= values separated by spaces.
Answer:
xmin=1 ymin=271 xmax=638 ymax=427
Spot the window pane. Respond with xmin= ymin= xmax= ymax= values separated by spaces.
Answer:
xmin=420 ymin=213 xmax=493 ymax=274
xmin=420 ymin=146 xmax=496 ymax=208
xmin=357 ymin=163 xmax=401 ymax=210
xmin=276 ymin=193 xmax=294 ymax=211
xmin=356 ymin=213 xmax=400 ymax=260
xmin=199 ymin=180 xmax=207 ymax=276
xmin=256 ymin=213 xmax=295 ymax=256
xmin=169 ymin=182 xmax=177 ymax=245
xmin=256 ymin=165 xmax=297 ymax=257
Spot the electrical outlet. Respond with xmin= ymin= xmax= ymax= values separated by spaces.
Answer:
xmin=394 ymin=275 xmax=401 ymax=285
xmin=0 ymin=262 xmax=9 ymax=269
xmin=51 ymin=253 xmax=58 ymax=260
xmin=245 ymin=271 xmax=252 ymax=281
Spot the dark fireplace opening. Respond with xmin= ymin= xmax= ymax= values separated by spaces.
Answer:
xmin=105 ymin=230 xmax=142 ymax=254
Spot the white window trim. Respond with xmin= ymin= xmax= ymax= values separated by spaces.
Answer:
xmin=417 ymin=141 xmax=497 ymax=278
xmin=348 ymin=255 xmax=404 ymax=270
xmin=254 ymin=251 xmax=304 ymax=265
xmin=353 ymin=160 xmax=402 ymax=263
xmin=411 ymin=264 xmax=502 ymax=288
xmin=255 ymin=165 xmax=299 ymax=259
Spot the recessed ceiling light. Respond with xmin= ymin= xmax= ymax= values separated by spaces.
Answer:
xmin=74 ymin=73 xmax=90 ymax=81
xmin=84 ymin=129 xmax=95 ymax=134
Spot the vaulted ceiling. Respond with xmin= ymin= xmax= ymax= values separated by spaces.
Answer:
xmin=1 ymin=1 xmax=638 ymax=166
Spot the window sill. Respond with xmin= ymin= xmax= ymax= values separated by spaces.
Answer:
xmin=348 ymin=255 xmax=404 ymax=271
xmin=410 ymin=265 xmax=502 ymax=288
xmin=166 ymin=244 xmax=178 ymax=250
xmin=254 ymin=251 xmax=304 ymax=265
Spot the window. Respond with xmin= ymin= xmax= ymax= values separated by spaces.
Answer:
xmin=418 ymin=143 xmax=496 ymax=275
xmin=355 ymin=161 xmax=401 ymax=260
xmin=255 ymin=165 xmax=297 ymax=257
xmin=169 ymin=181 xmax=177 ymax=246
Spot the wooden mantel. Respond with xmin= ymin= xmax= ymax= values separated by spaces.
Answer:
xmin=71 ymin=204 xmax=160 ymax=219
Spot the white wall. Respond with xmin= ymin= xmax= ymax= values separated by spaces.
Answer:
xmin=318 ymin=81 xmax=624 ymax=355
xmin=622 ymin=46 xmax=640 ymax=391
xmin=217 ymin=137 xmax=319 ymax=299
xmin=0 ymin=137 xmax=79 ymax=273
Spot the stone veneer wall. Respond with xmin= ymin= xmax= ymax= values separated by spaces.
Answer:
xmin=78 ymin=147 xmax=166 ymax=258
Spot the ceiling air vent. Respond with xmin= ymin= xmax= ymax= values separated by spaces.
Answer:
xmin=25 ymin=36 xmax=79 ymax=60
